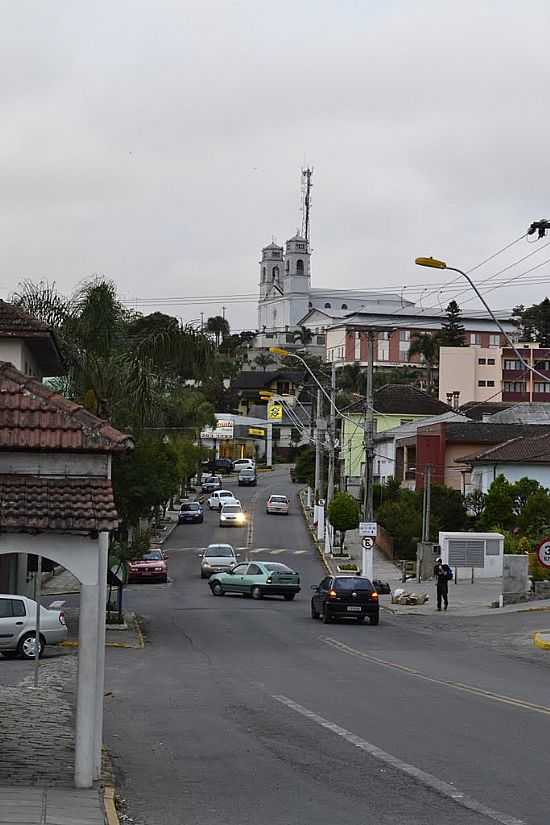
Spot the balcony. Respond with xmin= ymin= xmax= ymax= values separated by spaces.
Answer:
xmin=502 ymin=391 xmax=530 ymax=402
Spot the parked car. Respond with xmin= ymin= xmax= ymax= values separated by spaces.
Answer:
xmin=208 ymin=490 xmax=239 ymax=511
xmin=238 ymin=468 xmax=257 ymax=487
xmin=266 ymin=494 xmax=289 ymax=515
xmin=128 ymin=550 xmax=168 ymax=583
xmin=0 ymin=595 xmax=68 ymax=660
xmin=200 ymin=544 xmax=238 ymax=578
xmin=209 ymin=561 xmax=300 ymax=600
xmin=219 ymin=502 xmax=246 ymax=527
xmin=233 ymin=458 xmax=255 ymax=472
xmin=178 ymin=501 xmax=204 ymax=524
xmin=203 ymin=458 xmax=233 ymax=475
xmin=311 ymin=576 xmax=379 ymax=625
xmin=202 ymin=475 xmax=223 ymax=494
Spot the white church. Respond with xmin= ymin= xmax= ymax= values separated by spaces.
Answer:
xmin=254 ymin=232 xmax=412 ymax=353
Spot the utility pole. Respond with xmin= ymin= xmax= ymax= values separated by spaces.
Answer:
xmin=422 ymin=464 xmax=432 ymax=542
xmin=362 ymin=331 xmax=375 ymax=521
xmin=314 ymin=387 xmax=322 ymax=502
xmin=327 ymin=360 xmax=336 ymax=506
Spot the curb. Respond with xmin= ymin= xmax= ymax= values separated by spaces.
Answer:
xmin=60 ymin=615 xmax=145 ymax=650
xmin=533 ymin=630 xmax=550 ymax=650
xmin=103 ymin=785 xmax=119 ymax=825
xmin=297 ymin=489 xmax=334 ymax=576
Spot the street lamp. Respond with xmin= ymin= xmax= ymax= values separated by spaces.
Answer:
xmin=415 ymin=256 xmax=550 ymax=384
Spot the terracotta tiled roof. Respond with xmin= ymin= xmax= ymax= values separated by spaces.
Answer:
xmin=0 ymin=300 xmax=51 ymax=335
xmin=0 ymin=362 xmax=132 ymax=452
xmin=460 ymin=431 xmax=550 ymax=465
xmin=0 ymin=475 xmax=118 ymax=532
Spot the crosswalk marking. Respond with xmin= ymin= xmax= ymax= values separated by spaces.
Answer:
xmin=248 ymin=548 xmax=310 ymax=555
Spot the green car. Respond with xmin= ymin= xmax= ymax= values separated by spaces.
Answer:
xmin=209 ymin=561 xmax=300 ymax=601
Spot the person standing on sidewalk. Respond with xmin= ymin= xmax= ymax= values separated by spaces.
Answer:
xmin=434 ymin=557 xmax=451 ymax=611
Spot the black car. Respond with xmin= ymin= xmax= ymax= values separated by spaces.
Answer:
xmin=178 ymin=502 xmax=204 ymax=524
xmin=204 ymin=458 xmax=233 ymax=475
xmin=311 ymin=576 xmax=379 ymax=625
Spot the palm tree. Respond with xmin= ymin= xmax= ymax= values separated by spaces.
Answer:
xmin=337 ymin=363 xmax=366 ymax=395
xmin=254 ymin=352 xmax=276 ymax=372
xmin=206 ymin=315 xmax=230 ymax=347
xmin=292 ymin=326 xmax=313 ymax=346
xmin=408 ymin=332 xmax=439 ymax=391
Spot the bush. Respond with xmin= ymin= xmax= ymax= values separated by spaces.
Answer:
xmin=327 ymin=492 xmax=360 ymax=551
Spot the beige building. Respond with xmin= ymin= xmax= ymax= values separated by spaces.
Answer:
xmin=438 ymin=346 xmax=502 ymax=406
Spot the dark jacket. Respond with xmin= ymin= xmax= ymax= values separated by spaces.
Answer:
xmin=434 ymin=563 xmax=451 ymax=584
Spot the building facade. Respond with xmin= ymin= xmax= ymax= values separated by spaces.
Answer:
xmin=438 ymin=346 xmax=502 ymax=406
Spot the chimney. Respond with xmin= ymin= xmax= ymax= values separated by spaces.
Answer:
xmin=452 ymin=391 xmax=460 ymax=410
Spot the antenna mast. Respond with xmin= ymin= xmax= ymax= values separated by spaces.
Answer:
xmin=300 ymin=167 xmax=313 ymax=249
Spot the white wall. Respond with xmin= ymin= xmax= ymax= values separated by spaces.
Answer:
xmin=439 ymin=531 xmax=504 ymax=579
xmin=473 ymin=463 xmax=550 ymax=493
xmin=439 ymin=346 xmax=501 ymax=405
xmin=0 ymin=341 xmax=41 ymax=377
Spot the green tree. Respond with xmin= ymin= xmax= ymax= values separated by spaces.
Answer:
xmin=337 ymin=363 xmax=366 ymax=395
xmin=423 ymin=484 xmax=468 ymax=538
xmin=327 ymin=492 xmax=360 ymax=551
xmin=376 ymin=491 xmax=422 ymax=559
xmin=518 ymin=488 xmax=550 ymax=535
xmin=465 ymin=489 xmax=485 ymax=519
xmin=206 ymin=315 xmax=230 ymax=347
xmin=254 ymin=352 xmax=276 ymax=372
xmin=439 ymin=300 xmax=466 ymax=347
xmin=479 ymin=475 xmax=515 ymax=530
xmin=513 ymin=298 xmax=550 ymax=347
xmin=292 ymin=326 xmax=313 ymax=346
xmin=408 ymin=332 xmax=440 ymax=391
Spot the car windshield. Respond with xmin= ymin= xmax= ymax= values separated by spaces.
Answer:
xmin=181 ymin=503 xmax=200 ymax=511
xmin=142 ymin=551 xmax=162 ymax=561
xmin=223 ymin=505 xmax=241 ymax=513
xmin=240 ymin=470 xmax=254 ymax=476
xmin=219 ymin=491 xmax=232 ymax=497
xmin=335 ymin=577 xmax=372 ymax=590
xmin=270 ymin=496 xmax=288 ymax=503
xmin=264 ymin=563 xmax=293 ymax=572
xmin=205 ymin=546 xmax=234 ymax=557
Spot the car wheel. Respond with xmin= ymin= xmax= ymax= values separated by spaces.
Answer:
xmin=211 ymin=581 xmax=224 ymax=596
xmin=311 ymin=601 xmax=320 ymax=619
xmin=1 ymin=651 xmax=17 ymax=658
xmin=370 ymin=614 xmax=380 ymax=626
xmin=322 ymin=607 xmax=332 ymax=624
xmin=251 ymin=586 xmax=263 ymax=600
xmin=160 ymin=576 xmax=168 ymax=584
xmin=284 ymin=593 xmax=295 ymax=601
xmin=18 ymin=632 xmax=44 ymax=660
xmin=356 ymin=616 xmax=365 ymax=624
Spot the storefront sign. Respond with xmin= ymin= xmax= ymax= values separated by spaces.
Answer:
xmin=200 ymin=420 xmax=234 ymax=440
xmin=248 ymin=427 xmax=266 ymax=437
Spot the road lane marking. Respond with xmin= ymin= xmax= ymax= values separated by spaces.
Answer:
xmin=270 ymin=549 xmax=287 ymax=555
xmin=273 ymin=694 xmax=525 ymax=825
xmin=322 ymin=637 xmax=550 ymax=718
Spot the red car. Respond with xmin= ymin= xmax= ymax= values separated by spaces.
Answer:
xmin=128 ymin=550 xmax=168 ymax=583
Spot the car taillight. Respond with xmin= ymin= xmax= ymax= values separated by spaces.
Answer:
xmin=328 ymin=589 xmax=337 ymax=599
xmin=266 ymin=577 xmax=272 ymax=583
xmin=59 ymin=612 xmax=66 ymax=626
xmin=371 ymin=592 xmax=378 ymax=599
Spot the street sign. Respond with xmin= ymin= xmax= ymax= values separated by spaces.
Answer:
xmin=361 ymin=536 xmax=374 ymax=550
xmin=248 ymin=427 xmax=265 ymax=437
xmin=267 ymin=401 xmax=283 ymax=421
xmin=359 ymin=522 xmax=377 ymax=537
xmin=536 ymin=537 xmax=550 ymax=568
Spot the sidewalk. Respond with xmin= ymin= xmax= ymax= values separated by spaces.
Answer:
xmin=0 ymin=786 xmax=105 ymax=825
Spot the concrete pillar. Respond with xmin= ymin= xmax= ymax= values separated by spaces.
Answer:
xmin=75 ymin=580 xmax=99 ymax=788
xmin=317 ymin=502 xmax=325 ymax=542
xmin=362 ymin=546 xmax=374 ymax=581
xmin=94 ymin=533 xmax=109 ymax=779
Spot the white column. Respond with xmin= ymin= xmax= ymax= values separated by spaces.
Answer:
xmin=94 ymin=533 xmax=109 ymax=779
xmin=75 ymin=580 xmax=99 ymax=788
xmin=316 ymin=502 xmax=325 ymax=542
xmin=266 ymin=423 xmax=273 ymax=467
xmin=362 ymin=546 xmax=374 ymax=581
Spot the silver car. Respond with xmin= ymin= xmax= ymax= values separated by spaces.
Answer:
xmin=0 ymin=595 xmax=68 ymax=660
xmin=200 ymin=544 xmax=238 ymax=579
xmin=219 ymin=502 xmax=246 ymax=527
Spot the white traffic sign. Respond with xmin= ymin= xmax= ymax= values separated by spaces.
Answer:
xmin=536 ymin=538 xmax=550 ymax=568
xmin=361 ymin=536 xmax=374 ymax=550
xmin=359 ymin=522 xmax=377 ymax=537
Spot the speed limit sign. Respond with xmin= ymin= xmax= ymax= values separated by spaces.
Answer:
xmin=536 ymin=538 xmax=550 ymax=568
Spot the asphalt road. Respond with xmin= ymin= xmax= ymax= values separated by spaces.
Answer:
xmin=100 ymin=466 xmax=550 ymax=825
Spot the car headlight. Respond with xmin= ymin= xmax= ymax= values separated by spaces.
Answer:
xmin=202 ymin=562 xmax=211 ymax=569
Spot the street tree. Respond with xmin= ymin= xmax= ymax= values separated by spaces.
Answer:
xmin=254 ymin=352 xmax=276 ymax=372
xmin=408 ymin=332 xmax=440 ymax=391
xmin=512 ymin=298 xmax=550 ymax=346
xmin=327 ymin=492 xmax=360 ymax=552
xmin=439 ymin=300 xmax=466 ymax=347
xmin=479 ymin=475 xmax=515 ymax=530
xmin=206 ymin=315 xmax=230 ymax=347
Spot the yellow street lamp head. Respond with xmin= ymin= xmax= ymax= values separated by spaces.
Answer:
xmin=269 ymin=346 xmax=289 ymax=357
xmin=415 ymin=256 xmax=447 ymax=269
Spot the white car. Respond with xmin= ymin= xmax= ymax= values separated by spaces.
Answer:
xmin=219 ymin=502 xmax=246 ymax=527
xmin=233 ymin=458 xmax=255 ymax=472
xmin=200 ymin=544 xmax=239 ymax=578
xmin=0 ymin=595 xmax=68 ymax=660
xmin=208 ymin=490 xmax=239 ymax=511
xmin=266 ymin=494 xmax=289 ymax=515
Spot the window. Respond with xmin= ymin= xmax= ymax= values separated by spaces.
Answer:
xmin=470 ymin=333 xmax=481 ymax=345
xmin=232 ymin=564 xmax=249 ymax=575
xmin=535 ymin=360 xmax=550 ymax=371
xmin=535 ymin=382 xmax=550 ymax=393
xmin=0 ymin=598 xmax=12 ymax=618
xmin=478 ymin=380 xmax=486 ymax=387
xmin=296 ymin=259 xmax=304 ymax=274
xmin=399 ymin=329 xmax=410 ymax=359
xmin=378 ymin=339 xmax=389 ymax=361
xmin=478 ymin=358 xmax=486 ymax=365
xmin=272 ymin=266 xmax=279 ymax=280
xmin=489 ymin=334 xmax=500 ymax=347
xmin=487 ymin=380 xmax=495 ymax=387
xmin=247 ymin=564 xmax=262 ymax=575
xmin=488 ymin=358 xmax=495 ymax=365
xmin=262 ymin=267 xmax=266 ymax=279
xmin=12 ymin=600 xmax=25 ymax=617
xmin=324 ymin=302 xmax=331 ymax=309
xmin=341 ymin=304 xmax=348 ymax=310
xmin=308 ymin=301 xmax=312 ymax=308
xmin=285 ymin=260 xmax=290 ymax=272
xmin=295 ymin=242 xmax=306 ymax=250
xmin=504 ymin=359 xmax=522 ymax=370
xmin=399 ymin=330 xmax=410 ymax=341
xmin=503 ymin=381 xmax=527 ymax=393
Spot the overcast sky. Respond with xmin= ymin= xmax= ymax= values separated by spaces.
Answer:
xmin=2 ymin=1 xmax=550 ymax=330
